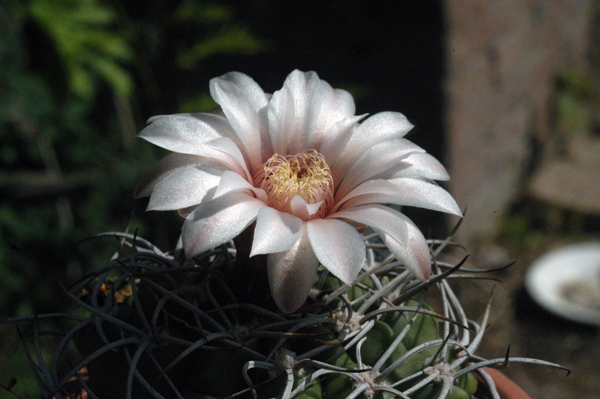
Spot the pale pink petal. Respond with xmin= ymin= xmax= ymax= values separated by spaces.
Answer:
xmin=147 ymin=166 xmax=221 ymax=211
xmin=139 ymin=116 xmax=222 ymax=154
xmin=148 ymin=112 xmax=237 ymax=143
xmin=178 ymin=206 xmax=197 ymax=218
xmin=140 ymin=117 xmax=248 ymax=177
xmin=214 ymin=72 xmax=269 ymax=112
xmin=374 ymin=214 xmax=431 ymax=282
xmin=268 ymin=70 xmax=356 ymax=155
xmin=204 ymin=137 xmax=252 ymax=180
xmin=303 ymin=76 xmax=356 ymax=150
xmin=306 ymin=219 xmax=365 ymax=284
xmin=330 ymin=204 xmax=409 ymax=247
xmin=134 ymin=153 xmax=217 ymax=198
xmin=268 ymin=70 xmax=317 ymax=154
xmin=210 ymin=74 xmax=266 ymax=172
xmin=209 ymin=73 xmax=273 ymax=162
xmin=267 ymin=226 xmax=319 ymax=313
xmin=147 ymin=112 xmax=263 ymax=176
xmin=334 ymin=138 xmax=425 ymax=200
xmin=333 ymin=179 xmax=397 ymax=213
xmin=318 ymin=115 xmax=364 ymax=164
xmin=213 ymin=171 xmax=268 ymax=203
xmin=250 ymin=207 xmax=303 ymax=256
xmin=336 ymin=178 xmax=462 ymax=217
xmin=290 ymin=195 xmax=323 ymax=221
xmin=330 ymin=111 xmax=414 ymax=179
xmin=385 ymin=152 xmax=450 ymax=181
xmin=183 ymin=192 xmax=265 ymax=258
xmin=386 ymin=178 xmax=462 ymax=216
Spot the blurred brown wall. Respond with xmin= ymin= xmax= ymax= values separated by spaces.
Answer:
xmin=444 ymin=0 xmax=597 ymax=244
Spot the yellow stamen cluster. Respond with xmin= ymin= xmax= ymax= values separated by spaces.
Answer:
xmin=254 ymin=150 xmax=334 ymax=219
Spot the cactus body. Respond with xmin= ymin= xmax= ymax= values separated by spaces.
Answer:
xmin=13 ymin=232 xmax=566 ymax=399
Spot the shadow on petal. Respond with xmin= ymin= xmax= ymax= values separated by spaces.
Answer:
xmin=267 ymin=227 xmax=319 ymax=313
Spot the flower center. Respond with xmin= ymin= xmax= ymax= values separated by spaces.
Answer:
xmin=254 ymin=150 xmax=334 ymax=219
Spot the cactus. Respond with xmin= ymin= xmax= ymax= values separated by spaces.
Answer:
xmin=7 ymin=227 xmax=568 ymax=399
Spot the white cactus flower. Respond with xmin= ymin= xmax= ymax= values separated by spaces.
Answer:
xmin=135 ymin=70 xmax=461 ymax=313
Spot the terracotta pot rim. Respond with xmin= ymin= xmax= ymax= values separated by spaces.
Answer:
xmin=475 ymin=367 xmax=531 ymax=399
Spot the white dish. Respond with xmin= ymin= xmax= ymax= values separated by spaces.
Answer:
xmin=525 ymin=242 xmax=600 ymax=326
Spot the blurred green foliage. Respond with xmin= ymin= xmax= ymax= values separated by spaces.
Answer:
xmin=28 ymin=0 xmax=134 ymax=98
xmin=0 ymin=0 xmax=265 ymax=395
xmin=555 ymin=67 xmax=600 ymax=137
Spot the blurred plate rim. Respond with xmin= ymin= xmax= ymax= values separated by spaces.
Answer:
xmin=525 ymin=242 xmax=600 ymax=326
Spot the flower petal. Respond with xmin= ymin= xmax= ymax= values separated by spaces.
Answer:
xmin=303 ymin=75 xmax=356 ymax=150
xmin=268 ymin=70 xmax=316 ymax=155
xmin=147 ymin=166 xmax=221 ymax=211
xmin=210 ymin=73 xmax=267 ymax=172
xmin=269 ymin=70 xmax=355 ymax=155
xmin=213 ymin=170 xmax=268 ymax=203
xmin=139 ymin=115 xmax=221 ymax=154
xmin=250 ymin=207 xmax=303 ymax=256
xmin=331 ymin=204 xmax=409 ymax=248
xmin=204 ymin=137 xmax=252 ymax=180
xmin=148 ymin=112 xmax=237 ymax=144
xmin=374 ymin=214 xmax=431 ymax=281
xmin=318 ymin=115 xmax=364 ymax=163
xmin=214 ymin=72 xmax=269 ymax=112
xmin=387 ymin=178 xmax=462 ymax=216
xmin=330 ymin=111 xmax=414 ymax=180
xmin=290 ymin=195 xmax=323 ymax=221
xmin=267 ymin=226 xmax=319 ymax=313
xmin=140 ymin=117 xmax=249 ymax=176
xmin=368 ymin=152 xmax=450 ymax=182
xmin=134 ymin=153 xmax=216 ymax=198
xmin=336 ymin=178 xmax=462 ymax=217
xmin=306 ymin=219 xmax=365 ymax=284
xmin=335 ymin=138 xmax=424 ymax=200
xmin=183 ymin=192 xmax=265 ymax=258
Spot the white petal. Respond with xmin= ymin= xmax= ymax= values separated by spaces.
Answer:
xmin=250 ymin=207 xmax=303 ymax=256
xmin=140 ymin=117 xmax=249 ymax=177
xmin=269 ymin=70 xmax=356 ymax=155
xmin=333 ymin=179 xmax=397 ymax=213
xmin=139 ymin=116 xmax=221 ymax=154
xmin=334 ymin=138 xmax=425 ymax=200
xmin=148 ymin=112 xmax=238 ymax=144
xmin=147 ymin=166 xmax=221 ymax=211
xmin=386 ymin=152 xmax=450 ymax=181
xmin=375 ymin=214 xmax=431 ymax=282
xmin=387 ymin=178 xmax=462 ymax=216
xmin=290 ymin=195 xmax=323 ymax=221
xmin=336 ymin=178 xmax=462 ymax=217
xmin=213 ymin=171 xmax=268 ymax=203
xmin=331 ymin=204 xmax=409 ymax=248
xmin=306 ymin=219 xmax=365 ymax=284
xmin=210 ymin=74 xmax=266 ymax=172
xmin=318 ymin=115 xmax=364 ymax=163
xmin=331 ymin=111 xmax=414 ymax=179
xmin=268 ymin=70 xmax=316 ymax=154
xmin=204 ymin=137 xmax=252 ymax=180
xmin=134 ymin=153 xmax=216 ymax=198
xmin=183 ymin=192 xmax=265 ymax=258
xmin=303 ymin=75 xmax=356 ymax=150
xmin=214 ymin=72 xmax=269 ymax=112
xmin=210 ymin=74 xmax=273 ymax=162
xmin=267 ymin=226 xmax=319 ymax=313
